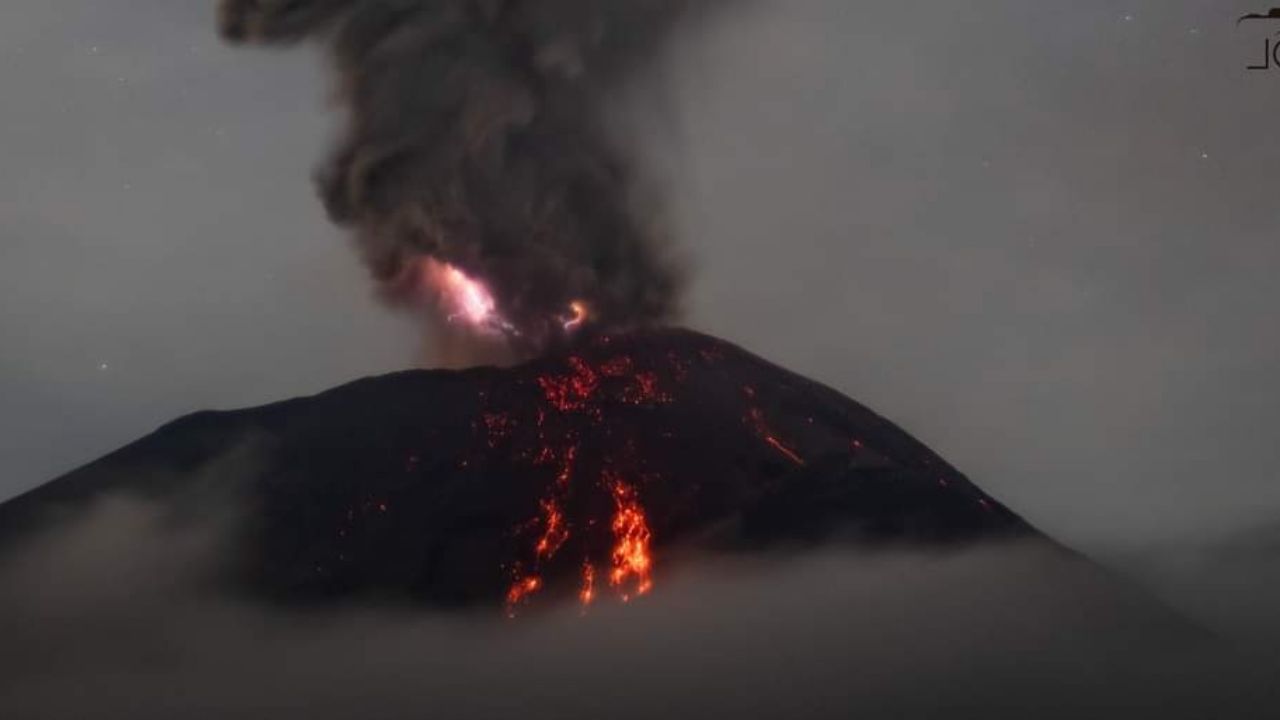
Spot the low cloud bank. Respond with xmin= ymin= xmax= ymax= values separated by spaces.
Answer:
xmin=0 ymin=493 xmax=1275 ymax=719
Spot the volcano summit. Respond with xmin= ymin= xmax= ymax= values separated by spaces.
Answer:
xmin=0 ymin=329 xmax=1034 ymax=614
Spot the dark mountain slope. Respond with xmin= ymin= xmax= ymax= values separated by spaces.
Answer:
xmin=0 ymin=328 xmax=1038 ymax=612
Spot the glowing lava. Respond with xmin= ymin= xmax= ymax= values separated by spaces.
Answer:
xmin=536 ymin=357 xmax=602 ymax=416
xmin=505 ymin=575 xmax=542 ymax=611
xmin=744 ymin=387 xmax=805 ymax=466
xmin=419 ymin=257 xmax=516 ymax=336
xmin=36 ymin=326 xmax=1028 ymax=619
xmin=499 ymin=352 xmax=678 ymax=615
xmin=608 ymin=475 xmax=654 ymax=601
xmin=486 ymin=340 xmax=846 ymax=616
xmin=579 ymin=562 xmax=597 ymax=607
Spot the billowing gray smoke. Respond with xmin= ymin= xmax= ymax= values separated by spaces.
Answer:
xmin=218 ymin=0 xmax=697 ymax=347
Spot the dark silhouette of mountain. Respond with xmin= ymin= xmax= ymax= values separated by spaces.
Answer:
xmin=0 ymin=328 xmax=1041 ymax=612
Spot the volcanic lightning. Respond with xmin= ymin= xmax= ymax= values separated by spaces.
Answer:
xmin=562 ymin=301 xmax=591 ymax=333
xmin=419 ymin=258 xmax=517 ymax=337
xmin=218 ymin=0 xmax=695 ymax=350
xmin=197 ymin=4 xmax=1034 ymax=623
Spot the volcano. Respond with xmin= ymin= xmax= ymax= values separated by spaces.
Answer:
xmin=0 ymin=329 xmax=1035 ymax=613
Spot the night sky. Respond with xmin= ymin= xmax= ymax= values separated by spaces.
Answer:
xmin=2 ymin=0 xmax=1278 ymax=592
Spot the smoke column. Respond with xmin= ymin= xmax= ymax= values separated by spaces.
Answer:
xmin=218 ymin=0 xmax=697 ymax=351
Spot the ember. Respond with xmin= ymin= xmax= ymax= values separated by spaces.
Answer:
xmin=537 ymin=357 xmax=601 ymax=415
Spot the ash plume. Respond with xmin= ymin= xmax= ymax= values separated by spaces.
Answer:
xmin=217 ymin=0 xmax=700 ymax=347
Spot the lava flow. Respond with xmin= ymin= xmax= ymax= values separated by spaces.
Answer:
xmin=473 ymin=330 xmax=1017 ymax=615
xmin=280 ymin=328 xmax=1022 ymax=616
xmin=15 ymin=329 xmax=1030 ymax=615
xmin=416 ymin=257 xmax=663 ymax=615
xmin=607 ymin=475 xmax=654 ymax=601
xmin=501 ymin=349 xmax=667 ymax=615
xmin=0 ymin=3 xmax=1041 ymax=621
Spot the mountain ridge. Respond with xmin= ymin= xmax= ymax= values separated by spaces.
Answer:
xmin=1 ymin=327 xmax=1039 ymax=611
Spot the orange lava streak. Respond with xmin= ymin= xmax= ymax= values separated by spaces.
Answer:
xmin=505 ymin=575 xmax=542 ymax=614
xmin=503 ymin=354 xmax=676 ymax=614
xmin=763 ymin=435 xmax=805 ymax=466
xmin=507 ymin=443 xmax=578 ymax=614
xmin=533 ymin=498 xmax=569 ymax=559
xmin=746 ymin=406 xmax=805 ymax=466
xmin=579 ymin=562 xmax=597 ymax=607
xmin=608 ymin=476 xmax=654 ymax=601
xmin=534 ymin=443 xmax=576 ymax=559
xmin=555 ymin=445 xmax=577 ymax=489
